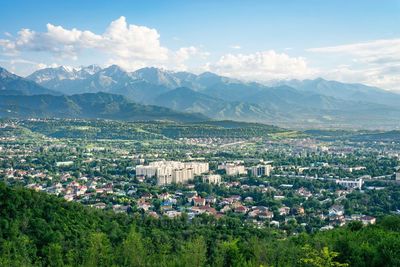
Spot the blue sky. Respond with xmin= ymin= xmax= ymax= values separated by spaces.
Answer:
xmin=1 ymin=0 xmax=399 ymax=90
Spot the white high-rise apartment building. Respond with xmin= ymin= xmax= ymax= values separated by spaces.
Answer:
xmin=136 ymin=160 xmax=209 ymax=185
xmin=135 ymin=165 xmax=157 ymax=178
xmin=172 ymin=168 xmax=194 ymax=184
xmin=202 ymin=174 xmax=222 ymax=185
xmin=185 ymin=162 xmax=209 ymax=175
xmin=250 ymin=164 xmax=272 ymax=177
xmin=218 ymin=162 xmax=247 ymax=176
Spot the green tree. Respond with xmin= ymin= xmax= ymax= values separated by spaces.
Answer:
xmin=121 ymin=226 xmax=147 ymax=267
xmin=214 ymin=239 xmax=246 ymax=267
xmin=84 ymin=233 xmax=112 ymax=267
xmin=179 ymin=236 xmax=207 ymax=267
xmin=300 ymin=245 xmax=348 ymax=267
xmin=45 ymin=243 xmax=64 ymax=267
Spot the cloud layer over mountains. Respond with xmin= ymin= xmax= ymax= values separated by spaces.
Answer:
xmin=1 ymin=17 xmax=399 ymax=91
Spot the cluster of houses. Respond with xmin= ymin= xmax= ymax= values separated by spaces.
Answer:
xmin=327 ymin=204 xmax=376 ymax=227
xmin=0 ymin=139 xmax=385 ymax=233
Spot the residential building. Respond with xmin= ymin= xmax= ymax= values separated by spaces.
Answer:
xmin=202 ymin=174 xmax=222 ymax=185
xmin=192 ymin=197 xmax=206 ymax=206
xmin=336 ymin=178 xmax=363 ymax=190
xmin=329 ymin=205 xmax=344 ymax=216
xmin=250 ymin=164 xmax=272 ymax=177
xmin=218 ymin=162 xmax=247 ymax=176
xmin=136 ymin=160 xmax=209 ymax=185
xmin=361 ymin=215 xmax=376 ymax=225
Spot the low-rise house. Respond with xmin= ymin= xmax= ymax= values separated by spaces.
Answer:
xmin=138 ymin=201 xmax=152 ymax=211
xmin=231 ymin=195 xmax=242 ymax=201
xmin=185 ymin=191 xmax=198 ymax=202
xmin=244 ymin=196 xmax=254 ymax=203
xmin=141 ymin=193 xmax=153 ymax=200
xmin=191 ymin=206 xmax=217 ymax=216
xmin=92 ymin=203 xmax=106 ymax=209
xmin=113 ymin=205 xmax=129 ymax=213
xmin=248 ymin=210 xmax=259 ymax=218
xmin=205 ymin=195 xmax=217 ymax=205
xmin=259 ymin=210 xmax=274 ymax=220
xmin=296 ymin=187 xmax=312 ymax=198
xmin=148 ymin=211 xmax=159 ymax=219
xmin=95 ymin=188 xmax=104 ymax=194
xmin=270 ymin=220 xmax=280 ymax=227
xmin=63 ymin=194 xmax=74 ymax=202
xmin=193 ymin=197 xmax=206 ymax=206
xmin=161 ymin=201 xmax=173 ymax=211
xmin=221 ymin=197 xmax=235 ymax=205
xmin=220 ymin=205 xmax=231 ymax=213
xmin=274 ymin=195 xmax=285 ymax=200
xmin=329 ymin=205 xmax=344 ymax=216
xmin=279 ymin=206 xmax=290 ymax=216
xmin=165 ymin=210 xmax=181 ymax=218
xmin=158 ymin=192 xmax=171 ymax=200
xmin=234 ymin=205 xmax=248 ymax=214
xmin=361 ymin=215 xmax=376 ymax=225
xmin=292 ymin=206 xmax=305 ymax=216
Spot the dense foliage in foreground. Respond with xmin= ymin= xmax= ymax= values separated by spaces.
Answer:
xmin=0 ymin=183 xmax=399 ymax=267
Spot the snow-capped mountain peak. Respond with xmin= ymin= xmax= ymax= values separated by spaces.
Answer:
xmin=27 ymin=65 xmax=103 ymax=84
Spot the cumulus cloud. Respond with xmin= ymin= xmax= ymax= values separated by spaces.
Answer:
xmin=172 ymin=46 xmax=210 ymax=70
xmin=321 ymin=64 xmax=400 ymax=91
xmin=209 ymin=50 xmax=315 ymax=81
xmin=0 ymin=16 xmax=200 ymax=71
xmin=1 ymin=18 xmax=399 ymax=91
xmin=308 ymin=38 xmax=400 ymax=91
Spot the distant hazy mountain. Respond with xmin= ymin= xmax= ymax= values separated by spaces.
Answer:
xmin=0 ymin=67 xmax=58 ymax=96
xmin=132 ymin=67 xmax=181 ymax=88
xmin=277 ymin=78 xmax=400 ymax=108
xmin=151 ymin=87 xmax=279 ymax=122
xmin=24 ymin=65 xmax=400 ymax=129
xmin=0 ymin=92 xmax=207 ymax=122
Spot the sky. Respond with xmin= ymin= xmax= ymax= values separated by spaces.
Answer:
xmin=0 ymin=0 xmax=399 ymax=91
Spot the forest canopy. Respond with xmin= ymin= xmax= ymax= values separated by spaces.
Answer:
xmin=0 ymin=183 xmax=399 ymax=267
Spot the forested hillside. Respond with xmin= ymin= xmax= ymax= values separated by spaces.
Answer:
xmin=0 ymin=183 xmax=399 ymax=267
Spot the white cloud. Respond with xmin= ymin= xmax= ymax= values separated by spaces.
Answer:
xmin=308 ymin=38 xmax=400 ymax=91
xmin=1 ymin=18 xmax=399 ymax=92
xmin=209 ymin=50 xmax=315 ymax=81
xmin=308 ymin=38 xmax=400 ymax=63
xmin=102 ymin=16 xmax=168 ymax=61
xmin=321 ymin=65 xmax=400 ymax=91
xmin=0 ymin=16 xmax=200 ymax=71
xmin=172 ymin=46 xmax=210 ymax=70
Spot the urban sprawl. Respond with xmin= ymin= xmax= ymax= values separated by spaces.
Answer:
xmin=1 ymin=119 xmax=399 ymax=234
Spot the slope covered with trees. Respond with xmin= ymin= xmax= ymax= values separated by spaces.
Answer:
xmin=0 ymin=93 xmax=208 ymax=123
xmin=0 ymin=183 xmax=399 ymax=266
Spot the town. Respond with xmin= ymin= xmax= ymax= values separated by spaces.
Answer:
xmin=1 ymin=118 xmax=399 ymax=235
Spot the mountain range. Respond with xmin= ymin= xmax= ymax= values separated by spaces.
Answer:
xmin=0 ymin=67 xmax=59 ymax=96
xmin=1 ymin=65 xmax=400 ymax=129
xmin=0 ymin=67 xmax=206 ymax=122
